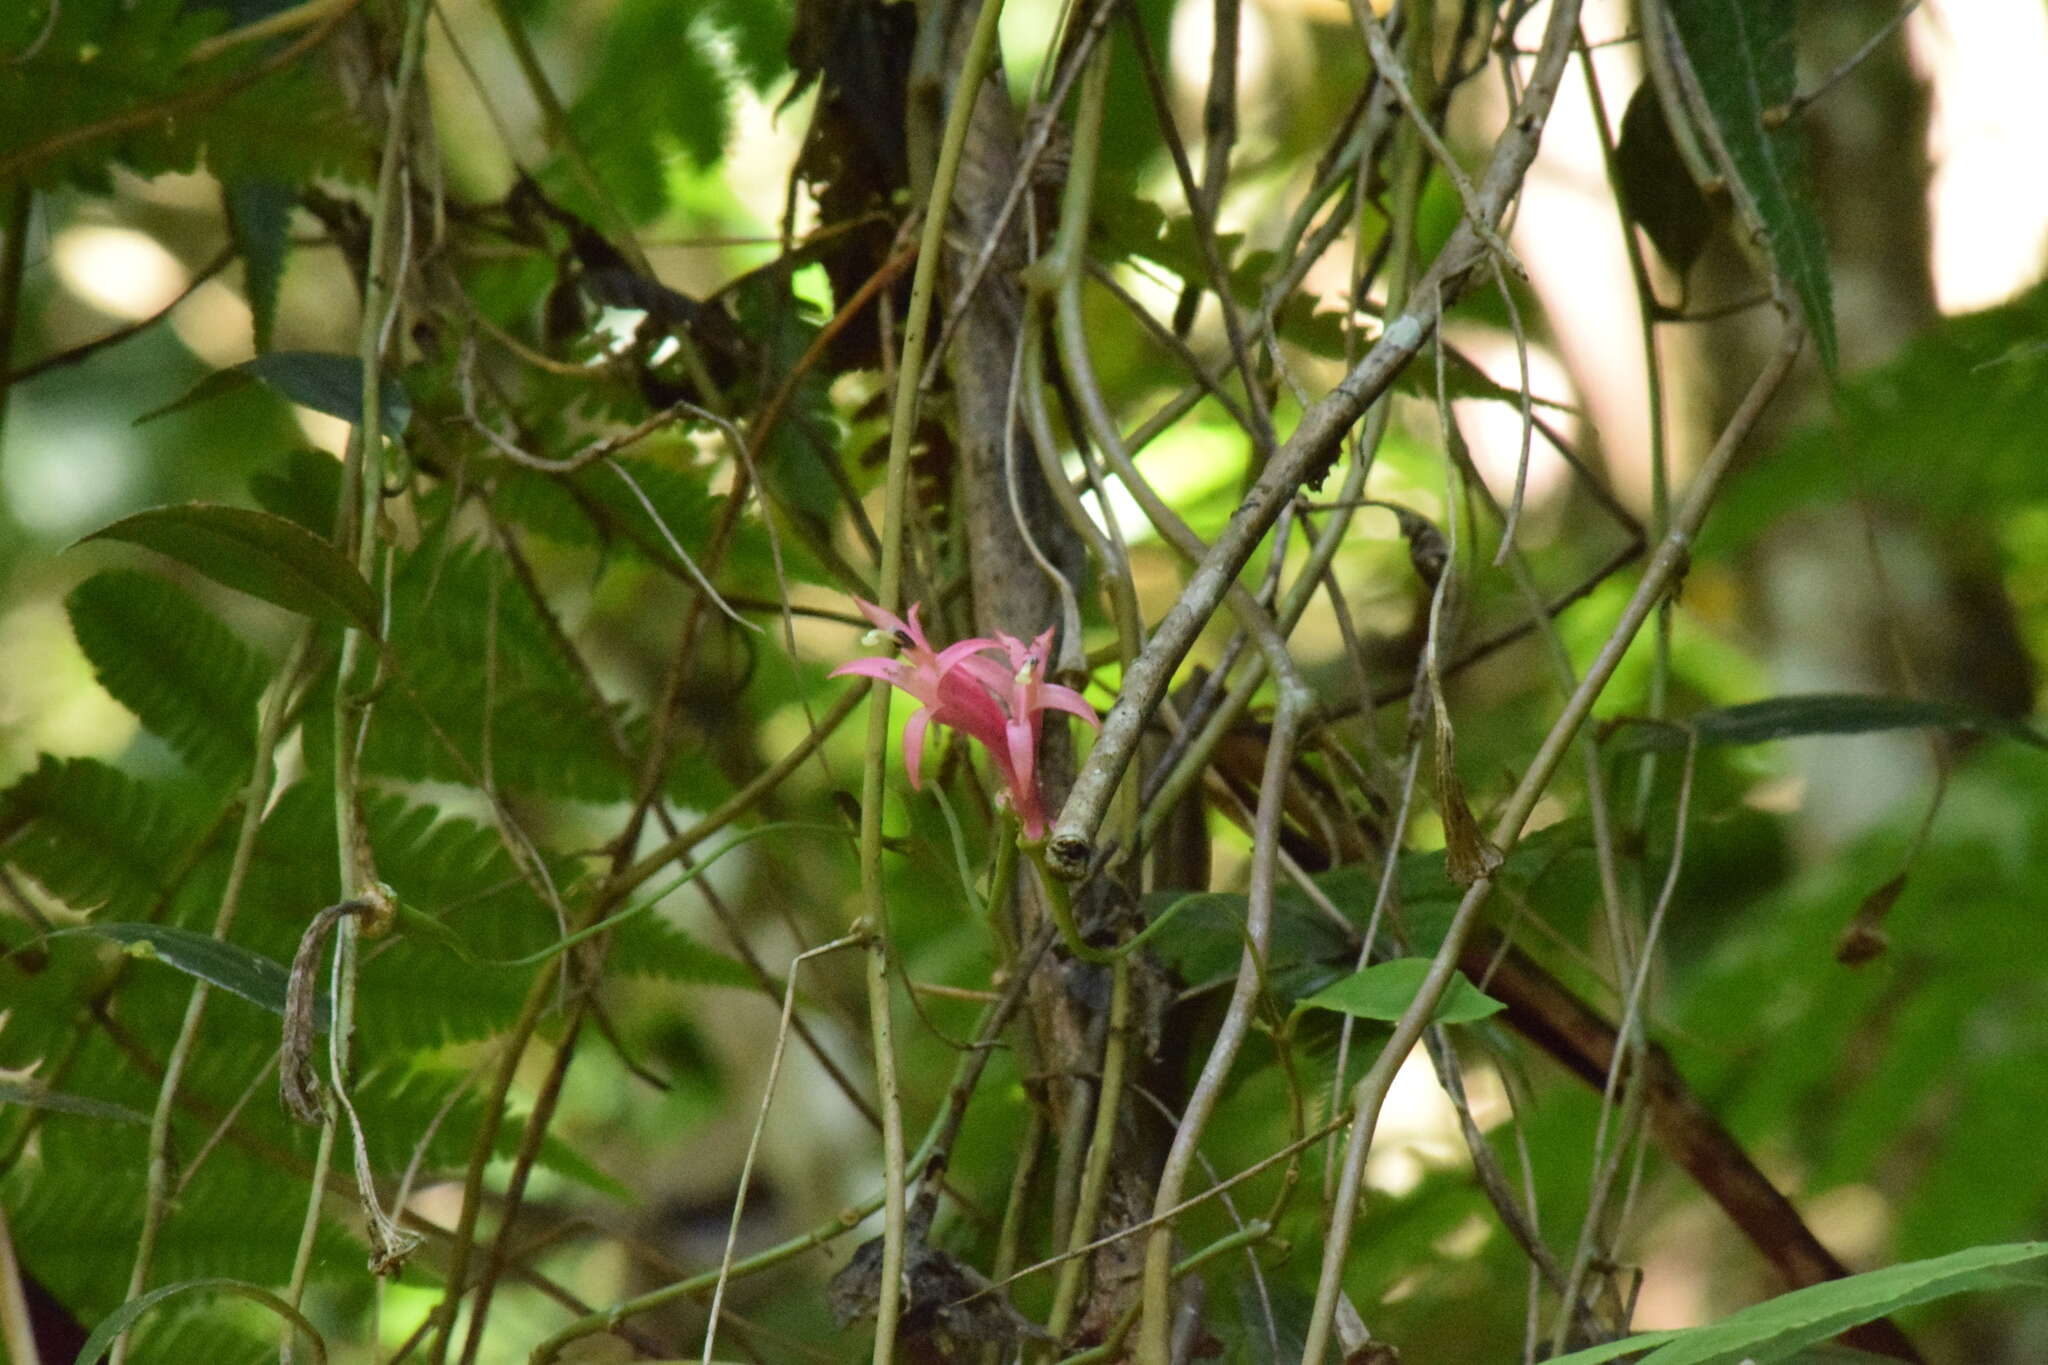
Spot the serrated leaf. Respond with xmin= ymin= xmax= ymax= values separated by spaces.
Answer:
xmin=80 ymin=502 xmax=379 ymax=636
xmin=493 ymin=455 xmax=718 ymax=567
xmin=0 ymin=757 xmax=196 ymax=920
xmin=611 ymin=914 xmax=756 ymax=990
xmin=137 ymin=352 xmax=411 ymax=434
xmin=1603 ymin=694 xmax=2048 ymax=754
xmin=66 ymin=569 xmax=270 ymax=785
xmin=1548 ymin=1241 xmax=2048 ymax=1365
xmin=1661 ymin=0 xmax=1836 ymax=371
xmin=0 ymin=1079 xmax=150 ymax=1126
xmin=562 ymin=0 xmax=735 ymax=220
xmin=225 ymin=180 xmax=295 ymax=353
xmin=0 ymin=0 xmax=222 ymax=189
xmin=1295 ymin=958 xmax=1504 ymax=1025
xmin=66 ymin=922 xmax=326 ymax=1027
xmin=710 ymin=0 xmax=794 ymax=90
xmin=231 ymin=785 xmax=541 ymax=1056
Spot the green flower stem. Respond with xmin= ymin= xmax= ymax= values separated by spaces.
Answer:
xmin=983 ymin=826 xmax=1020 ymax=967
xmin=1023 ymin=840 xmax=1116 ymax=965
xmin=859 ymin=3 xmax=1012 ymax=1360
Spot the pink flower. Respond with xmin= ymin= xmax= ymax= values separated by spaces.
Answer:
xmin=831 ymin=599 xmax=1100 ymax=838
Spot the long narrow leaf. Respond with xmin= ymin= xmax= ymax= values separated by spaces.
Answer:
xmin=79 ymin=503 xmax=379 ymax=636
xmin=1549 ymin=1241 xmax=2048 ymax=1365
xmin=56 ymin=922 xmax=326 ymax=1028
xmin=0 ymin=1079 xmax=149 ymax=1126
xmin=1604 ymin=694 xmax=2048 ymax=754
xmin=1660 ymin=0 xmax=1836 ymax=372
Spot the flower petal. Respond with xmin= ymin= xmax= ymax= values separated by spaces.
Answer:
xmin=934 ymin=667 xmax=1012 ymax=751
xmin=830 ymin=657 xmax=905 ymax=683
xmin=935 ymin=636 xmax=1004 ymax=673
xmin=1005 ymin=717 xmax=1045 ymax=838
xmin=901 ymin=602 xmax=937 ymax=656
xmin=851 ymin=597 xmax=911 ymax=640
xmin=902 ymin=707 xmax=932 ymax=789
xmin=1034 ymin=683 xmax=1100 ymax=728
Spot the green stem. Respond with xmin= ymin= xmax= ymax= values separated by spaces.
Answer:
xmin=323 ymin=0 xmax=429 ymax=1345
xmin=857 ymin=4 xmax=1012 ymax=1360
xmin=1053 ymin=1222 xmax=1272 ymax=1365
xmin=281 ymin=1108 xmax=339 ymax=1364
xmin=1296 ymin=317 xmax=1802 ymax=1365
xmin=1027 ymin=845 xmax=1116 ymax=965
xmin=112 ymin=629 xmax=311 ymax=1365
xmin=1135 ymin=686 xmax=1309 ymax=1363
xmin=983 ymin=825 xmax=1020 ymax=966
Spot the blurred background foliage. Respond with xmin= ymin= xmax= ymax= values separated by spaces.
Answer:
xmin=2 ymin=0 xmax=2047 ymax=1362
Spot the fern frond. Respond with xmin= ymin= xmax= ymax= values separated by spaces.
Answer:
xmin=67 ymin=569 xmax=271 ymax=787
xmin=492 ymin=455 xmax=718 ymax=566
xmin=610 ymin=913 xmax=755 ymax=990
xmin=0 ymin=757 xmax=205 ymax=919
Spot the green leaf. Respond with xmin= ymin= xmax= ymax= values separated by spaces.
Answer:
xmin=704 ymin=0 xmax=794 ymax=90
xmin=1548 ymin=1241 xmax=2048 ymax=1365
xmin=1604 ymin=694 xmax=2048 ymax=754
xmin=249 ymin=447 xmax=345 ymax=536
xmin=1661 ymin=0 xmax=1836 ymax=371
xmin=493 ymin=455 xmax=718 ymax=569
xmin=0 ymin=1079 xmax=149 ymax=1126
xmin=136 ymin=352 xmax=411 ymax=434
xmin=66 ymin=569 xmax=271 ymax=785
xmin=225 ymin=180 xmax=295 ymax=353
xmin=1139 ymin=887 xmax=1355 ymax=1009
xmin=74 ymin=1277 xmax=328 ymax=1365
xmin=562 ymin=0 xmax=735 ymax=220
xmin=65 ymin=922 xmax=324 ymax=1027
xmin=79 ymin=502 xmax=380 ymax=636
xmin=1295 ymin=958 xmax=1505 ymax=1026
xmin=0 ymin=758 xmax=197 ymax=921
xmin=610 ymin=914 xmax=757 ymax=990
xmin=0 ymin=0 xmax=222 ymax=190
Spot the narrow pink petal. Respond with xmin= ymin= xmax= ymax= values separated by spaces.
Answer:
xmin=1004 ymin=718 xmax=1038 ymax=811
xmin=991 ymin=632 xmax=1032 ymax=670
xmin=830 ymin=657 xmax=904 ymax=683
xmin=901 ymin=602 xmax=937 ymax=656
xmin=1034 ymin=683 xmax=1100 ymax=728
xmin=1006 ymin=718 xmax=1046 ymax=839
xmin=902 ymin=708 xmax=932 ymax=789
xmin=946 ymin=653 xmax=1015 ymax=701
xmin=851 ymin=597 xmax=910 ymax=640
xmin=935 ymin=637 xmax=1004 ymax=673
